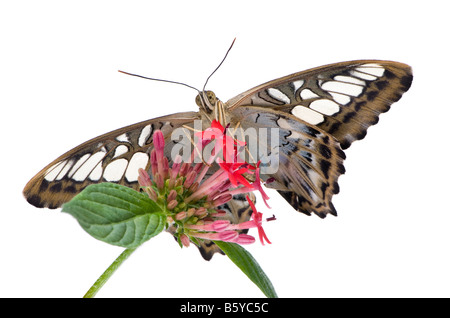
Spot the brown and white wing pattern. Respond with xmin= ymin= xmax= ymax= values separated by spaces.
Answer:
xmin=23 ymin=112 xmax=200 ymax=209
xmin=230 ymin=107 xmax=345 ymax=218
xmin=227 ymin=60 xmax=413 ymax=149
xmin=226 ymin=60 xmax=412 ymax=217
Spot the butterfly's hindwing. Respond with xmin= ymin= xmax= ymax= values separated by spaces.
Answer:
xmin=230 ymin=106 xmax=345 ymax=218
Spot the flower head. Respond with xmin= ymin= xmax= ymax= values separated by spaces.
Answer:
xmin=138 ymin=123 xmax=275 ymax=255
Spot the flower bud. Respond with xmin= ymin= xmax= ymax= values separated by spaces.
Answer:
xmin=212 ymin=194 xmax=232 ymax=207
xmin=153 ymin=130 xmax=165 ymax=154
xmin=180 ymin=234 xmax=190 ymax=247
xmin=161 ymin=157 xmax=169 ymax=178
xmin=168 ymin=199 xmax=179 ymax=210
xmin=209 ymin=220 xmax=231 ymax=232
xmin=210 ymin=209 xmax=227 ymax=217
xmin=218 ymin=230 xmax=239 ymax=242
xmin=194 ymin=207 xmax=207 ymax=216
xmin=179 ymin=163 xmax=190 ymax=177
xmin=183 ymin=170 xmax=197 ymax=188
xmin=187 ymin=208 xmax=196 ymax=218
xmin=235 ymin=234 xmax=256 ymax=245
xmin=189 ymin=182 xmax=199 ymax=193
xmin=155 ymin=172 xmax=164 ymax=190
xmin=175 ymin=211 xmax=187 ymax=220
xmin=167 ymin=189 xmax=177 ymax=202
xmin=138 ymin=168 xmax=152 ymax=187
xmin=144 ymin=186 xmax=158 ymax=201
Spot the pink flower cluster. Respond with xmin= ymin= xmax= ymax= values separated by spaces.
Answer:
xmin=138 ymin=120 xmax=275 ymax=248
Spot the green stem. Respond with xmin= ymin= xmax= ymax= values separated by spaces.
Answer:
xmin=83 ymin=247 xmax=137 ymax=298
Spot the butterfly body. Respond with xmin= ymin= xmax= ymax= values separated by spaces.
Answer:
xmin=23 ymin=59 xmax=412 ymax=259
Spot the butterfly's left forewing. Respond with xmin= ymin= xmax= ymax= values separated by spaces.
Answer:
xmin=23 ymin=112 xmax=200 ymax=209
xmin=23 ymin=110 xmax=254 ymax=261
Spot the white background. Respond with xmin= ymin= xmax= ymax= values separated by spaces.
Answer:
xmin=1 ymin=0 xmax=449 ymax=298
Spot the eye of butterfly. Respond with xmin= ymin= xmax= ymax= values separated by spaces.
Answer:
xmin=23 ymin=59 xmax=412 ymax=259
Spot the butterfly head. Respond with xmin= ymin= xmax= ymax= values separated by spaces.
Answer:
xmin=195 ymin=90 xmax=218 ymax=113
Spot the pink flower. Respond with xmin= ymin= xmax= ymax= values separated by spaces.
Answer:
xmin=137 ymin=123 xmax=275 ymax=254
xmin=249 ymin=161 xmax=270 ymax=208
xmin=191 ymin=230 xmax=239 ymax=242
xmin=195 ymin=120 xmax=246 ymax=164
xmin=234 ymin=234 xmax=256 ymax=245
xmin=185 ymin=220 xmax=231 ymax=232
xmin=217 ymin=160 xmax=254 ymax=189
xmin=179 ymin=234 xmax=190 ymax=247
xmin=227 ymin=195 xmax=273 ymax=245
xmin=138 ymin=168 xmax=152 ymax=187
xmin=247 ymin=195 xmax=272 ymax=245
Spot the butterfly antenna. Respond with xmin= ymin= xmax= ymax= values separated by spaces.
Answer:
xmin=202 ymin=38 xmax=236 ymax=91
xmin=118 ymin=70 xmax=201 ymax=93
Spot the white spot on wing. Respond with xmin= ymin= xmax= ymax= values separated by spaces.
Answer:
xmin=329 ymin=92 xmax=351 ymax=105
xmin=334 ymin=75 xmax=366 ymax=86
xmin=355 ymin=63 xmax=385 ymax=77
xmin=307 ymin=168 xmax=322 ymax=187
xmin=71 ymin=153 xmax=107 ymax=181
xmin=85 ymin=152 xmax=107 ymax=181
xmin=300 ymin=88 xmax=319 ymax=100
xmin=56 ymin=159 xmax=75 ymax=180
xmin=292 ymin=80 xmax=304 ymax=92
xmin=67 ymin=154 xmax=90 ymax=179
xmin=113 ymin=145 xmax=129 ymax=158
xmin=321 ymin=81 xmax=364 ymax=97
xmin=116 ymin=133 xmax=129 ymax=143
xmin=138 ymin=124 xmax=152 ymax=147
xmin=44 ymin=161 xmax=66 ymax=182
xmin=291 ymin=106 xmax=324 ymax=125
xmin=125 ymin=152 xmax=149 ymax=182
xmin=103 ymin=158 xmax=128 ymax=182
xmin=277 ymin=117 xmax=304 ymax=140
xmin=89 ymin=165 xmax=103 ymax=181
xmin=349 ymin=70 xmax=377 ymax=81
xmin=276 ymin=117 xmax=291 ymax=130
xmin=267 ymin=88 xmax=290 ymax=104
xmin=310 ymin=99 xmax=340 ymax=116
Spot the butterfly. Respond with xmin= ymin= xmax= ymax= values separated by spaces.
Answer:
xmin=23 ymin=55 xmax=412 ymax=260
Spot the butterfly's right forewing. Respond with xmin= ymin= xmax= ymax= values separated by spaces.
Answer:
xmin=226 ymin=60 xmax=412 ymax=217
xmin=227 ymin=60 xmax=413 ymax=149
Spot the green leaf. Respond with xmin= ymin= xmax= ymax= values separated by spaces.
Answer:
xmin=62 ymin=183 xmax=165 ymax=248
xmin=214 ymin=241 xmax=277 ymax=298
